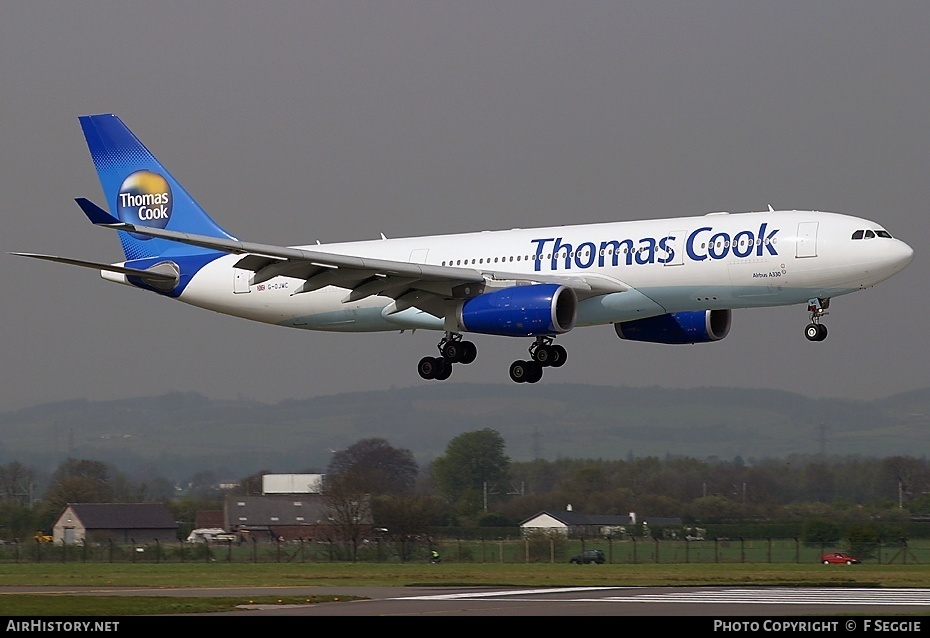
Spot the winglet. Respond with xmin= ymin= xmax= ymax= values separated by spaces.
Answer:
xmin=75 ymin=197 xmax=122 ymax=226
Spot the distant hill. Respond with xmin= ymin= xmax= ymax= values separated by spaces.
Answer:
xmin=1 ymin=384 xmax=928 ymax=481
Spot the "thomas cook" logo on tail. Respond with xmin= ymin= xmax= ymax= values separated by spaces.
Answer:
xmin=117 ymin=170 xmax=172 ymax=240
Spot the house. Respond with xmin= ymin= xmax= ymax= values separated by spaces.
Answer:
xmin=53 ymin=503 xmax=178 ymax=545
xmin=520 ymin=509 xmax=682 ymax=538
xmin=224 ymin=494 xmax=337 ymax=541
xmin=520 ymin=510 xmax=634 ymax=538
xmin=225 ymin=494 xmax=374 ymax=542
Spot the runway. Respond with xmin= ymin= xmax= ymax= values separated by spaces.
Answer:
xmin=351 ymin=585 xmax=930 ymax=617
xmin=10 ymin=584 xmax=925 ymax=617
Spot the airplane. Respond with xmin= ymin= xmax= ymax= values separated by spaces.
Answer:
xmin=14 ymin=114 xmax=915 ymax=383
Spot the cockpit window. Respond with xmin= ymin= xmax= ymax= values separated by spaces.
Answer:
xmin=853 ymin=229 xmax=894 ymax=240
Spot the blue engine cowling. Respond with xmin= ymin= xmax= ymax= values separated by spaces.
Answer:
xmin=614 ymin=309 xmax=731 ymax=344
xmin=460 ymin=284 xmax=577 ymax=337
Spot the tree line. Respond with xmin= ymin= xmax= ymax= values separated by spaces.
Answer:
xmin=2 ymin=428 xmax=929 ymax=542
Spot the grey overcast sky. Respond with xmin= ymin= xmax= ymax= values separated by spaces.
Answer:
xmin=2 ymin=1 xmax=927 ymax=410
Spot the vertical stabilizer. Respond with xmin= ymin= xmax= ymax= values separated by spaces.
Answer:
xmin=79 ymin=114 xmax=236 ymax=261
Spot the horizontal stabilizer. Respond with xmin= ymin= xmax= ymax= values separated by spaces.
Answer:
xmin=10 ymin=252 xmax=179 ymax=283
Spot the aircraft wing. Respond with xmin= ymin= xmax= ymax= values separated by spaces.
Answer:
xmin=75 ymin=198 xmax=628 ymax=317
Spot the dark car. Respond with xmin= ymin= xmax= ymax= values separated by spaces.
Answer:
xmin=569 ymin=549 xmax=605 ymax=564
xmin=821 ymin=551 xmax=860 ymax=565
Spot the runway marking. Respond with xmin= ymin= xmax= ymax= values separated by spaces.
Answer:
xmin=395 ymin=587 xmax=930 ymax=607
xmin=396 ymin=586 xmax=627 ymax=600
xmin=615 ymin=588 xmax=930 ymax=606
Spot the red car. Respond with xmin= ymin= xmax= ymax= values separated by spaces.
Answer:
xmin=821 ymin=551 xmax=860 ymax=565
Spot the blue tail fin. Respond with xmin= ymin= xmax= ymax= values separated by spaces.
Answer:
xmin=79 ymin=114 xmax=236 ymax=261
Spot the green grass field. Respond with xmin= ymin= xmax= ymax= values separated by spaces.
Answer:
xmin=3 ymin=561 xmax=930 ymax=588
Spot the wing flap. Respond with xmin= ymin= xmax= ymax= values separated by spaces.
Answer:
xmin=343 ymin=275 xmax=418 ymax=302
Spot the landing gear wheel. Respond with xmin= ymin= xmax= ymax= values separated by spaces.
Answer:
xmin=441 ymin=341 xmax=463 ymax=362
xmin=533 ymin=345 xmax=553 ymax=366
xmin=510 ymin=360 xmax=542 ymax=383
xmin=434 ymin=359 xmax=453 ymax=380
xmin=459 ymin=341 xmax=477 ymax=364
xmin=806 ymin=298 xmax=830 ymax=342
xmin=418 ymin=356 xmax=441 ymax=380
xmin=805 ymin=324 xmax=820 ymax=341
xmin=438 ymin=334 xmax=477 ymax=364
xmin=805 ymin=323 xmax=828 ymax=342
xmin=805 ymin=324 xmax=819 ymax=341
xmin=509 ymin=360 xmax=527 ymax=383
xmin=526 ymin=361 xmax=543 ymax=383
xmin=529 ymin=338 xmax=565 ymax=368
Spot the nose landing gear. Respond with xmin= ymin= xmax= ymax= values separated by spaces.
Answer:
xmin=805 ymin=298 xmax=830 ymax=342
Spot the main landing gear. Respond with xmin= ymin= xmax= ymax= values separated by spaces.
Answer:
xmin=417 ymin=334 xmax=567 ymax=383
xmin=805 ymin=297 xmax=830 ymax=342
xmin=509 ymin=336 xmax=567 ymax=384
xmin=417 ymin=333 xmax=477 ymax=381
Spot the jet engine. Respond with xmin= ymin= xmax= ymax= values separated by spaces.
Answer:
xmin=615 ymin=309 xmax=731 ymax=344
xmin=461 ymin=284 xmax=577 ymax=337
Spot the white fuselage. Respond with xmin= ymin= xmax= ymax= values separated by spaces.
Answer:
xmin=116 ymin=209 xmax=912 ymax=334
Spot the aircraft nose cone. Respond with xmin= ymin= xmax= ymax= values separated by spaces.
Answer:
xmin=861 ymin=237 xmax=915 ymax=287
xmin=895 ymin=240 xmax=915 ymax=269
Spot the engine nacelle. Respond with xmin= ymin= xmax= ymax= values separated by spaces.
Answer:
xmin=614 ymin=309 xmax=731 ymax=344
xmin=461 ymin=284 xmax=577 ymax=337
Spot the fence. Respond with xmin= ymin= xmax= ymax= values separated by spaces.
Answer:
xmin=4 ymin=537 xmax=926 ymax=564
xmin=433 ymin=537 xmax=924 ymax=565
